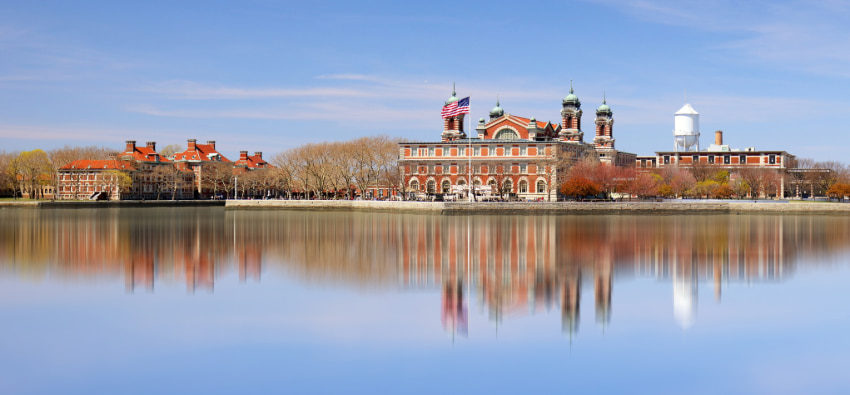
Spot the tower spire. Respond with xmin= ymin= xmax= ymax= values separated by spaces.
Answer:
xmin=570 ymin=80 xmax=574 ymax=94
xmin=452 ymin=82 xmax=456 ymax=96
xmin=603 ymin=91 xmax=607 ymax=104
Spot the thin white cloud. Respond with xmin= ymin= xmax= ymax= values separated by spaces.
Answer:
xmin=314 ymin=73 xmax=379 ymax=81
xmin=590 ymin=0 xmax=850 ymax=77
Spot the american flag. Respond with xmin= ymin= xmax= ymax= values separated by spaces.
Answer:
xmin=441 ymin=96 xmax=470 ymax=118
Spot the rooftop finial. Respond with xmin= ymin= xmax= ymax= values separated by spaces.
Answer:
xmin=570 ymin=80 xmax=574 ymax=94
xmin=603 ymin=91 xmax=607 ymax=104
xmin=452 ymin=82 xmax=456 ymax=96
xmin=496 ymin=94 xmax=500 ymax=106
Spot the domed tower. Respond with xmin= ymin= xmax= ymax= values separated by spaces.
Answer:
xmin=489 ymin=97 xmax=504 ymax=120
xmin=593 ymin=94 xmax=615 ymax=149
xmin=559 ymin=81 xmax=584 ymax=143
xmin=441 ymin=84 xmax=466 ymax=142
xmin=674 ymin=103 xmax=700 ymax=152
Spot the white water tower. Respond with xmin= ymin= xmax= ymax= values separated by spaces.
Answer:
xmin=674 ymin=103 xmax=700 ymax=152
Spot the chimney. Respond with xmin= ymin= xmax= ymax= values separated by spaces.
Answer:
xmin=254 ymin=151 xmax=262 ymax=159
xmin=146 ymin=141 xmax=156 ymax=151
xmin=188 ymin=139 xmax=197 ymax=150
xmin=125 ymin=140 xmax=136 ymax=153
xmin=715 ymin=130 xmax=723 ymax=145
xmin=240 ymin=150 xmax=248 ymax=160
xmin=207 ymin=140 xmax=216 ymax=150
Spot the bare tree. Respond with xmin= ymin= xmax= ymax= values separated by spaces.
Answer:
xmin=536 ymin=146 xmax=574 ymax=201
xmin=202 ymin=161 xmax=234 ymax=199
xmin=158 ymin=144 xmax=183 ymax=159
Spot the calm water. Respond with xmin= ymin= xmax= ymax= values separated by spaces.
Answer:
xmin=1 ymin=207 xmax=849 ymax=394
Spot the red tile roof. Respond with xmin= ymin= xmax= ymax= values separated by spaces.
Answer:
xmin=234 ymin=154 xmax=272 ymax=169
xmin=122 ymin=146 xmax=170 ymax=162
xmin=60 ymin=159 xmax=136 ymax=171
xmin=511 ymin=116 xmax=548 ymax=129
xmin=173 ymin=143 xmax=231 ymax=162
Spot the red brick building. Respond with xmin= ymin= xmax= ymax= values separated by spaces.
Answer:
xmin=399 ymin=86 xmax=636 ymax=200
xmin=57 ymin=140 xmax=195 ymax=200
xmin=171 ymin=139 xmax=231 ymax=197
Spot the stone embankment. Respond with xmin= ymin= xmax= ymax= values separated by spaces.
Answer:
xmin=0 ymin=200 xmax=226 ymax=208
xmin=225 ymin=199 xmax=850 ymax=215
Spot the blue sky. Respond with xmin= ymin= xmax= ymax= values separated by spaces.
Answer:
xmin=2 ymin=0 xmax=849 ymax=162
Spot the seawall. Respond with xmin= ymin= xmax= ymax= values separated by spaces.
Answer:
xmin=0 ymin=200 xmax=226 ymax=209
xmin=225 ymin=200 xmax=850 ymax=215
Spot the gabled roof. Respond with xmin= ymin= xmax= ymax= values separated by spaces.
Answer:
xmin=234 ymin=154 xmax=272 ymax=169
xmin=60 ymin=159 xmax=136 ymax=171
xmin=121 ymin=146 xmax=170 ymax=162
xmin=173 ymin=143 xmax=231 ymax=162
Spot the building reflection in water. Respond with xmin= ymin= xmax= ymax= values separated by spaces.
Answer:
xmin=1 ymin=209 xmax=848 ymax=336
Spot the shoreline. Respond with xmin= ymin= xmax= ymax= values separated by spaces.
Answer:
xmin=3 ymin=199 xmax=850 ymax=214
xmin=225 ymin=199 xmax=850 ymax=215
xmin=0 ymin=200 xmax=226 ymax=208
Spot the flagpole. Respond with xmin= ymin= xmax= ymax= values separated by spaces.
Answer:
xmin=468 ymin=93 xmax=473 ymax=203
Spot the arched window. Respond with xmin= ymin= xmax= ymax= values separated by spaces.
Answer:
xmin=474 ymin=179 xmax=482 ymax=186
xmin=441 ymin=180 xmax=450 ymax=194
xmin=537 ymin=180 xmax=546 ymax=193
xmin=426 ymin=180 xmax=436 ymax=194
xmin=503 ymin=179 xmax=513 ymax=194
xmin=494 ymin=128 xmax=519 ymax=140
xmin=457 ymin=179 xmax=466 ymax=186
xmin=519 ymin=180 xmax=528 ymax=193
xmin=411 ymin=180 xmax=419 ymax=191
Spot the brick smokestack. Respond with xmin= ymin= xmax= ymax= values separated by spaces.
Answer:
xmin=207 ymin=140 xmax=216 ymax=150
xmin=254 ymin=152 xmax=262 ymax=159
xmin=239 ymin=151 xmax=248 ymax=160
xmin=146 ymin=141 xmax=156 ymax=151
xmin=188 ymin=139 xmax=197 ymax=150
xmin=715 ymin=130 xmax=723 ymax=145
xmin=125 ymin=140 xmax=136 ymax=153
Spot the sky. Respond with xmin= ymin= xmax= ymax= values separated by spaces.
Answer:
xmin=1 ymin=0 xmax=850 ymax=162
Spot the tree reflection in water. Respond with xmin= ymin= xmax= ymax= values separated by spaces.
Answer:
xmin=1 ymin=208 xmax=848 ymax=334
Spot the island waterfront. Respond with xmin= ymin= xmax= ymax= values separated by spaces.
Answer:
xmin=2 ymin=95 xmax=849 ymax=205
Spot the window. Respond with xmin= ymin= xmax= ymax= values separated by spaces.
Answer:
xmin=663 ymin=155 xmax=670 ymax=165
xmin=503 ymin=180 xmax=513 ymax=193
xmin=739 ymin=154 xmax=746 ymax=164
xmin=411 ymin=180 xmax=419 ymax=191
xmin=474 ymin=147 xmax=480 ymax=156
xmin=769 ymin=154 xmax=776 ymax=164
xmin=692 ymin=154 xmax=698 ymax=163
xmin=494 ymin=128 xmax=518 ymax=139
xmin=537 ymin=180 xmax=546 ymax=193
xmin=519 ymin=180 xmax=528 ymax=193
xmin=521 ymin=146 xmax=527 ymax=156
xmin=708 ymin=155 xmax=715 ymax=164
xmin=520 ymin=164 xmax=527 ymax=173
xmin=426 ymin=180 xmax=436 ymax=194
xmin=490 ymin=146 xmax=496 ymax=156
xmin=428 ymin=147 xmax=435 ymax=157
xmin=442 ymin=180 xmax=451 ymax=194
xmin=724 ymin=155 xmax=731 ymax=164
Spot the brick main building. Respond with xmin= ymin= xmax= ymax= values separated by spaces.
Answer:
xmin=399 ymin=86 xmax=636 ymax=200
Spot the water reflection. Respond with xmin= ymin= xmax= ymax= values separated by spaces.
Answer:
xmin=1 ymin=208 xmax=848 ymax=335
